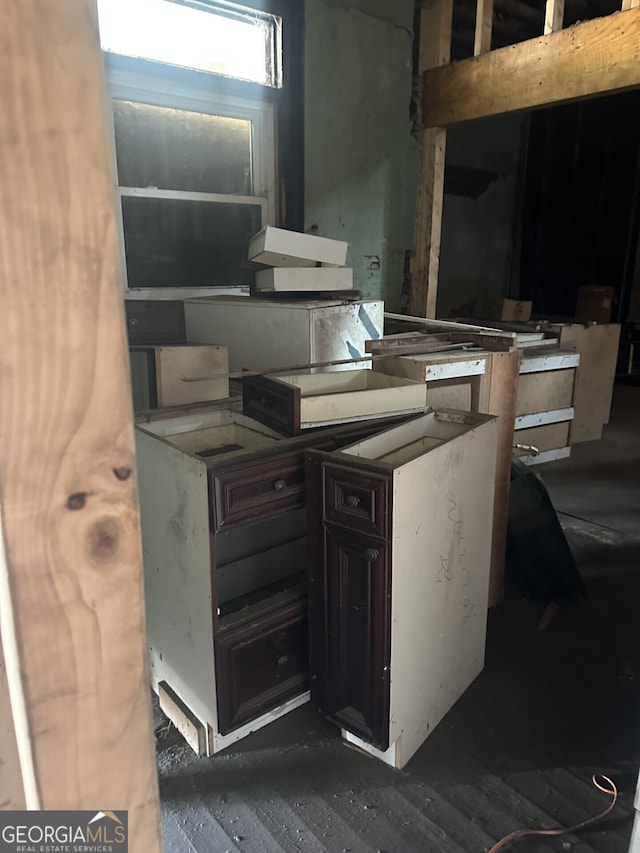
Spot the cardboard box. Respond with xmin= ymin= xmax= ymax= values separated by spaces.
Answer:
xmin=248 ymin=226 xmax=348 ymax=268
xmin=472 ymin=297 xmax=532 ymax=322
xmin=501 ymin=298 xmax=532 ymax=322
xmin=575 ymin=286 xmax=614 ymax=323
xmin=255 ymin=267 xmax=353 ymax=292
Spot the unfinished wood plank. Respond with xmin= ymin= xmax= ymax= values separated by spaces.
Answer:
xmin=410 ymin=128 xmax=447 ymax=318
xmin=0 ymin=0 xmax=162 ymax=846
xmin=515 ymin=369 xmax=575 ymax=415
xmin=544 ymin=0 xmax=565 ymax=33
xmin=555 ymin=323 xmax=622 ymax=443
xmin=474 ymin=0 xmax=494 ymax=54
xmin=419 ymin=0 xmax=455 ymax=72
xmin=423 ymin=9 xmax=640 ymax=127
xmin=411 ymin=0 xmax=453 ymax=319
xmin=0 ymin=617 xmax=26 ymax=810
xmin=478 ymin=349 xmax=520 ymax=607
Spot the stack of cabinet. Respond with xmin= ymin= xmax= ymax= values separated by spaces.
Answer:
xmin=514 ymin=348 xmax=580 ymax=464
xmin=136 ymin=400 xmax=498 ymax=766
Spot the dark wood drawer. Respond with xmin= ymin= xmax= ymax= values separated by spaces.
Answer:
xmin=322 ymin=463 xmax=391 ymax=541
xmin=215 ymin=598 xmax=308 ymax=735
xmin=211 ymin=452 xmax=306 ymax=531
xmin=125 ymin=300 xmax=186 ymax=345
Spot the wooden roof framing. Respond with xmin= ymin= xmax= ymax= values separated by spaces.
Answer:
xmin=411 ymin=1 xmax=640 ymax=317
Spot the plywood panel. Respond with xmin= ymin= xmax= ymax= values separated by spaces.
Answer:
xmin=478 ymin=350 xmax=520 ymax=606
xmin=515 ymin=369 xmax=575 ymax=416
xmin=555 ymin=324 xmax=621 ymax=443
xmin=514 ymin=421 xmax=571 ymax=453
xmin=0 ymin=0 xmax=161 ymax=842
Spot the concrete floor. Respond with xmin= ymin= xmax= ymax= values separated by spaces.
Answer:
xmin=155 ymin=384 xmax=640 ymax=853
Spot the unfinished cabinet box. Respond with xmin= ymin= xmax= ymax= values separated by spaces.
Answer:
xmin=136 ymin=410 xmax=307 ymax=755
xmin=136 ymin=408 xmax=416 ymax=755
xmin=185 ymin=296 xmax=383 ymax=372
xmin=243 ymin=369 xmax=429 ymax=435
xmin=248 ymin=226 xmax=348 ymax=267
xmin=546 ymin=322 xmax=621 ymax=443
xmin=129 ymin=344 xmax=228 ymax=411
xmin=513 ymin=349 xmax=579 ymax=464
xmin=305 ymin=409 xmax=498 ymax=769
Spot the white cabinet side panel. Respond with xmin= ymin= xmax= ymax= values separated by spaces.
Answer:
xmin=388 ymin=418 xmax=498 ymax=766
xmin=310 ymin=301 xmax=384 ymax=370
xmin=184 ymin=301 xmax=312 ymax=373
xmin=135 ymin=429 xmax=217 ymax=732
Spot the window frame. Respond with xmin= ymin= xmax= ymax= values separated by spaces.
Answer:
xmin=101 ymin=0 xmax=296 ymax=299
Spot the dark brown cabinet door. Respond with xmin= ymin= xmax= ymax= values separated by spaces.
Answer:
xmin=320 ymin=523 xmax=392 ymax=751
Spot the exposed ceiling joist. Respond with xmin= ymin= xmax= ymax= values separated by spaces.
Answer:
xmin=423 ymin=8 xmax=640 ymax=127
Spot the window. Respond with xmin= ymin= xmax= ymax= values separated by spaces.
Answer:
xmin=97 ymin=0 xmax=301 ymax=297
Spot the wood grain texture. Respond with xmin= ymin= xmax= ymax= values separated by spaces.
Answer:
xmin=479 ymin=350 xmax=520 ymax=607
xmin=544 ymin=0 xmax=565 ymax=33
xmin=423 ymin=9 xmax=640 ymax=127
xmin=0 ymin=1 xmax=161 ymax=846
xmin=0 ymin=620 xmax=26 ymax=810
xmin=411 ymin=0 xmax=453 ymax=319
xmin=474 ymin=0 xmax=494 ymax=54
xmin=419 ymin=0 xmax=455 ymax=72
xmin=410 ymin=128 xmax=447 ymax=318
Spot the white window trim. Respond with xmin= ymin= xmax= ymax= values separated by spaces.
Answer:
xmin=105 ymin=61 xmax=277 ymax=298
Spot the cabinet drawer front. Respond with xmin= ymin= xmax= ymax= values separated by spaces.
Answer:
xmin=125 ymin=299 xmax=186 ymax=345
xmin=322 ymin=525 xmax=391 ymax=750
xmin=243 ymin=374 xmax=300 ymax=435
xmin=323 ymin=464 xmax=391 ymax=540
xmin=212 ymin=453 xmax=305 ymax=530
xmin=215 ymin=601 xmax=309 ymax=735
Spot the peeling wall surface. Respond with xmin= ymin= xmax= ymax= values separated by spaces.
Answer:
xmin=304 ymin=0 xmax=418 ymax=311
xmin=437 ymin=114 xmax=526 ymax=318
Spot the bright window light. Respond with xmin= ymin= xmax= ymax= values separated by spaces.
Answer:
xmin=97 ymin=0 xmax=280 ymax=87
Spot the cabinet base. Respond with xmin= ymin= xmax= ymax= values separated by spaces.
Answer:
xmin=342 ymin=729 xmax=400 ymax=769
xmin=156 ymin=678 xmax=311 ymax=756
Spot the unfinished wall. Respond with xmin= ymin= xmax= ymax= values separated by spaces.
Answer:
xmin=304 ymin=0 xmax=418 ymax=311
xmin=437 ymin=114 xmax=526 ymax=318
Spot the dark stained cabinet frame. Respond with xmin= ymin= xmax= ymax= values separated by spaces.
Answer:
xmin=137 ymin=409 xmax=419 ymax=755
xmin=305 ymin=452 xmax=392 ymax=750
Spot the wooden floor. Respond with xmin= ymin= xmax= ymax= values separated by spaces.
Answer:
xmin=155 ymin=385 xmax=640 ymax=853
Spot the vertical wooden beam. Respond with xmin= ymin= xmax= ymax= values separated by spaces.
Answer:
xmin=0 ymin=1 xmax=162 ymax=848
xmin=410 ymin=0 xmax=453 ymax=318
xmin=544 ymin=0 xmax=565 ymax=33
xmin=478 ymin=349 xmax=520 ymax=607
xmin=474 ymin=0 xmax=494 ymax=54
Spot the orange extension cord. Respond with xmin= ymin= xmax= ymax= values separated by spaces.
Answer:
xmin=486 ymin=774 xmax=618 ymax=852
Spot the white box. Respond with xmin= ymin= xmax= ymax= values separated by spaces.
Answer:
xmin=248 ymin=226 xmax=348 ymax=268
xmin=255 ymin=267 xmax=353 ymax=292
xmin=185 ymin=296 xmax=383 ymax=372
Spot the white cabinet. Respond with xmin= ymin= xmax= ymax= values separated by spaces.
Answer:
xmin=184 ymin=296 xmax=383 ymax=372
xmin=305 ymin=409 xmax=498 ymax=769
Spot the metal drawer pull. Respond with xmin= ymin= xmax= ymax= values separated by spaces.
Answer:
xmin=343 ymin=494 xmax=360 ymax=509
xmin=273 ymin=478 xmax=287 ymax=492
xmin=364 ymin=548 xmax=379 ymax=562
xmin=276 ymin=654 xmax=289 ymax=666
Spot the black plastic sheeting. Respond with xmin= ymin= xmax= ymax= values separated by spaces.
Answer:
xmin=506 ymin=456 xmax=587 ymax=603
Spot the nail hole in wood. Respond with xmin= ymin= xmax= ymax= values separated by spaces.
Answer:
xmin=67 ymin=492 xmax=87 ymax=510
